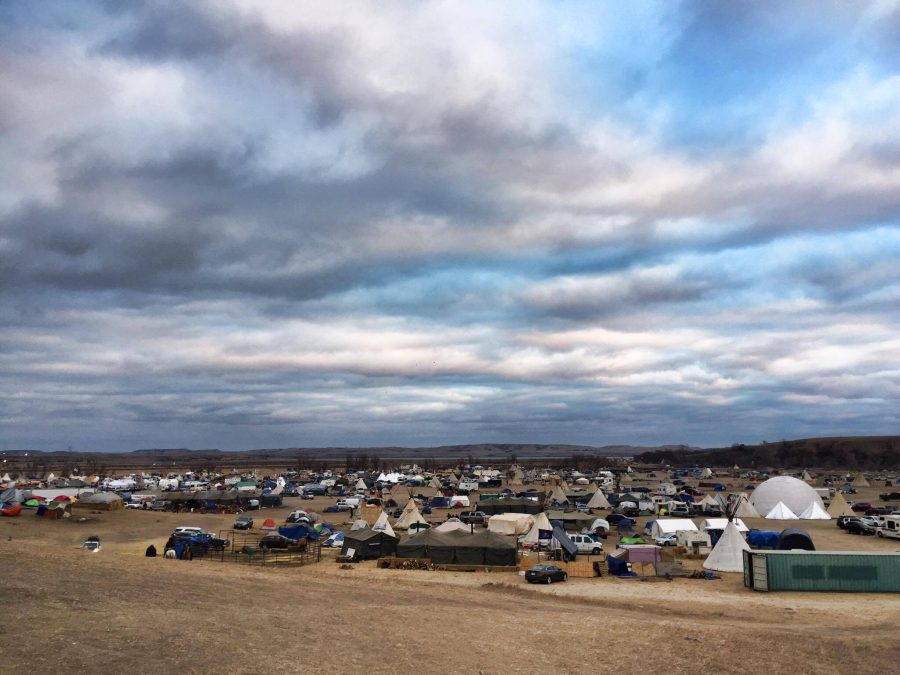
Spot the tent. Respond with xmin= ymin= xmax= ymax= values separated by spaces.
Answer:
xmin=479 ymin=497 xmax=542 ymax=516
xmin=698 ymin=494 xmax=720 ymax=509
xmin=349 ymin=519 xmax=370 ymax=531
xmin=585 ymin=517 xmax=610 ymax=534
xmin=72 ymin=492 xmax=123 ymax=510
xmin=747 ymin=530 xmax=780 ymax=549
xmin=801 ymin=470 xmax=812 ymax=482
xmin=702 ymin=521 xmax=750 ymax=573
xmin=826 ymin=491 xmax=854 ymax=518
xmin=798 ymin=502 xmax=831 ymax=520
xmin=261 ymin=518 xmax=277 ymax=530
xmin=429 ymin=476 xmax=443 ymax=490
xmin=549 ymin=485 xmax=569 ymax=505
xmin=765 ymin=501 xmax=798 ymax=520
xmin=341 ymin=527 xmax=399 ymax=560
xmin=487 ymin=512 xmax=535 ymax=536
xmin=435 ymin=519 xmax=472 ymax=533
xmin=730 ymin=494 xmax=761 ymax=519
xmin=586 ymin=490 xmax=611 ymax=510
xmin=852 ymin=473 xmax=870 ymax=487
xmin=520 ymin=512 xmax=553 ymax=546
xmin=700 ymin=468 xmax=713 ymax=479
xmin=751 ymin=476 xmax=824 ymax=516
xmin=396 ymin=529 xmax=517 ymax=566
xmin=372 ymin=510 xmax=396 ymax=538
xmin=701 ymin=518 xmax=748 ymax=533
xmin=1 ymin=503 xmax=22 ymax=517
xmin=394 ymin=499 xmax=427 ymax=531
xmin=355 ymin=478 xmax=368 ymax=491
xmin=649 ymin=519 xmax=699 ymax=539
xmin=778 ymin=528 xmax=815 ymax=551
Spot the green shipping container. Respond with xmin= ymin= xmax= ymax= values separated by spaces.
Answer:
xmin=743 ymin=550 xmax=900 ymax=592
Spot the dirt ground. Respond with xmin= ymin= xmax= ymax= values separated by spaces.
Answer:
xmin=2 ymin=487 xmax=899 ymax=674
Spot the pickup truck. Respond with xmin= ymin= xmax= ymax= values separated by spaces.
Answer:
xmin=458 ymin=511 xmax=487 ymax=525
xmin=879 ymin=492 xmax=900 ymax=501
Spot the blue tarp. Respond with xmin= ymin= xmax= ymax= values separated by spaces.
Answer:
xmin=429 ymin=497 xmax=451 ymax=508
xmin=747 ymin=530 xmax=779 ymax=549
xmin=278 ymin=525 xmax=320 ymax=541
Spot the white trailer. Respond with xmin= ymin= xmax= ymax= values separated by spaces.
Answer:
xmin=877 ymin=515 xmax=900 ymax=540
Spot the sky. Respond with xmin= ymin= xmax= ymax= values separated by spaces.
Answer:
xmin=2 ymin=1 xmax=900 ymax=452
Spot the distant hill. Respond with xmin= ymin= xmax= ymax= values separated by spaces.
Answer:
xmin=636 ymin=436 xmax=900 ymax=470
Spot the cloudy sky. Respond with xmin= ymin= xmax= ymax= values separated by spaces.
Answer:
xmin=2 ymin=1 xmax=900 ymax=452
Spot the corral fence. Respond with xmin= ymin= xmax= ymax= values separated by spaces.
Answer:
xmin=207 ymin=529 xmax=322 ymax=567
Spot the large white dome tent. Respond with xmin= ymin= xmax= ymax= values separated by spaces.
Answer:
xmin=750 ymin=476 xmax=824 ymax=517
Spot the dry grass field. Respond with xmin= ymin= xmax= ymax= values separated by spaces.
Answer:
xmin=2 ymin=487 xmax=899 ymax=674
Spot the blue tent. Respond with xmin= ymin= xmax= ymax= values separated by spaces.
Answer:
xmin=747 ymin=530 xmax=779 ymax=549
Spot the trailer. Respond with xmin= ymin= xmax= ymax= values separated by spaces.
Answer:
xmin=877 ymin=515 xmax=900 ymax=540
xmin=743 ymin=550 xmax=900 ymax=592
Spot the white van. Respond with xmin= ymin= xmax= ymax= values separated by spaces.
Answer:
xmin=568 ymin=534 xmax=603 ymax=555
xmin=876 ymin=515 xmax=900 ymax=539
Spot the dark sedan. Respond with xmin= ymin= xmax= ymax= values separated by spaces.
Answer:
xmin=259 ymin=533 xmax=304 ymax=549
xmin=845 ymin=520 xmax=877 ymax=536
xmin=850 ymin=502 xmax=873 ymax=512
xmin=525 ymin=564 xmax=567 ymax=584
xmin=233 ymin=515 xmax=254 ymax=530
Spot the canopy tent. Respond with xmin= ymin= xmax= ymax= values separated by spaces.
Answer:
xmin=703 ymin=521 xmax=750 ymax=573
xmin=586 ymin=490 xmax=611 ymax=510
xmin=826 ymin=491 xmax=854 ymax=518
xmin=341 ymin=527 xmax=399 ymax=560
xmin=487 ymin=512 xmax=535 ymax=536
xmin=765 ymin=501 xmax=799 ymax=520
xmin=649 ymin=519 xmax=698 ymax=539
xmin=798 ymin=502 xmax=831 ymax=520
xmin=701 ymin=518 xmax=748 ymax=533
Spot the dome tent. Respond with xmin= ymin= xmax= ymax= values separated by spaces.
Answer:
xmin=750 ymin=476 xmax=824 ymax=517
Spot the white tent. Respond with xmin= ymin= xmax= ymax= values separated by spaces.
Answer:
xmin=372 ymin=510 xmax=396 ymax=537
xmin=853 ymin=473 xmax=870 ymax=487
xmin=429 ymin=476 xmax=442 ymax=490
xmin=649 ymin=519 xmax=698 ymax=539
xmin=698 ymin=494 xmax=720 ymax=508
xmin=434 ymin=519 xmax=471 ymax=533
xmin=586 ymin=490 xmax=611 ymax=509
xmin=700 ymin=468 xmax=713 ymax=479
xmin=349 ymin=519 xmax=369 ymax=531
xmin=702 ymin=521 xmax=750 ymax=573
xmin=731 ymin=494 xmax=761 ymax=519
xmin=549 ymin=485 xmax=568 ymax=505
xmin=765 ymin=501 xmax=799 ymax=520
xmin=394 ymin=499 xmax=427 ymax=530
xmin=584 ymin=517 xmax=610 ymax=533
xmin=798 ymin=502 xmax=831 ymax=520
xmin=520 ymin=511 xmax=553 ymax=546
xmin=801 ymin=469 xmax=812 ymax=482
xmin=487 ymin=512 xmax=535 ymax=536
xmin=826 ymin=491 xmax=854 ymax=518
xmin=701 ymin=518 xmax=748 ymax=532
xmin=447 ymin=495 xmax=470 ymax=508
xmin=355 ymin=478 xmax=367 ymax=491
xmin=750 ymin=476 xmax=824 ymax=516
xmin=1 ymin=473 xmax=11 ymax=483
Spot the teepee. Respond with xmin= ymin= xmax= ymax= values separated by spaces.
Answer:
xmin=394 ymin=499 xmax=427 ymax=530
xmin=586 ymin=489 xmax=611 ymax=509
xmin=798 ymin=501 xmax=831 ymax=520
xmin=372 ymin=510 xmax=396 ymax=537
xmin=703 ymin=521 xmax=750 ymax=573
xmin=731 ymin=494 xmax=761 ymax=519
xmin=765 ymin=501 xmax=798 ymax=520
xmin=520 ymin=512 xmax=553 ymax=546
xmin=549 ymin=485 xmax=569 ymax=505
xmin=853 ymin=473 xmax=870 ymax=487
xmin=429 ymin=476 xmax=442 ymax=490
xmin=826 ymin=491 xmax=854 ymax=518
xmin=355 ymin=478 xmax=368 ymax=491
xmin=801 ymin=469 xmax=812 ymax=482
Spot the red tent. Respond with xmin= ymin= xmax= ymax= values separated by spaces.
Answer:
xmin=261 ymin=518 xmax=277 ymax=530
xmin=1 ymin=503 xmax=22 ymax=517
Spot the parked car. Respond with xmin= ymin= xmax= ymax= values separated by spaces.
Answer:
xmin=655 ymin=533 xmax=678 ymax=547
xmin=865 ymin=507 xmax=892 ymax=516
xmin=259 ymin=533 xmax=302 ymax=549
xmin=850 ymin=502 xmax=873 ymax=512
xmin=233 ymin=515 xmax=254 ymax=530
xmin=836 ymin=515 xmax=856 ymax=529
xmin=880 ymin=492 xmax=900 ymax=501
xmin=568 ymin=534 xmax=603 ymax=555
xmin=845 ymin=520 xmax=877 ymax=535
xmin=124 ymin=502 xmax=143 ymax=509
xmin=525 ymin=563 xmax=567 ymax=584
xmin=459 ymin=511 xmax=487 ymax=525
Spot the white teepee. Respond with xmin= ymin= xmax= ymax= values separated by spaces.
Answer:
xmin=355 ymin=478 xmax=367 ymax=491
xmin=394 ymin=499 xmax=427 ymax=530
xmin=520 ymin=512 xmax=553 ymax=546
xmin=703 ymin=521 xmax=750 ymax=573
xmin=731 ymin=494 xmax=761 ymax=519
xmin=853 ymin=473 xmax=870 ymax=487
xmin=373 ymin=510 xmax=396 ymax=537
xmin=801 ymin=469 xmax=812 ymax=482
xmin=550 ymin=485 xmax=569 ymax=504
xmin=798 ymin=501 xmax=831 ymax=520
xmin=586 ymin=489 xmax=611 ymax=509
xmin=765 ymin=501 xmax=799 ymax=520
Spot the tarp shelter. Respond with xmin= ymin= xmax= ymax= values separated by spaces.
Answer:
xmin=703 ymin=522 xmax=749 ymax=573
xmin=701 ymin=518 xmax=748 ymax=533
xmin=826 ymin=491 xmax=854 ymax=518
xmin=550 ymin=525 xmax=577 ymax=561
xmin=649 ymin=519 xmax=699 ymax=539
xmin=396 ymin=529 xmax=517 ymax=566
xmin=778 ymin=528 xmax=815 ymax=551
xmin=586 ymin=490 xmax=611 ymax=510
xmin=765 ymin=502 xmax=798 ymax=520
xmin=798 ymin=502 xmax=831 ymax=520
xmin=747 ymin=530 xmax=780 ymax=549
xmin=341 ymin=527 xmax=398 ymax=560
xmin=487 ymin=512 xmax=535 ymax=536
